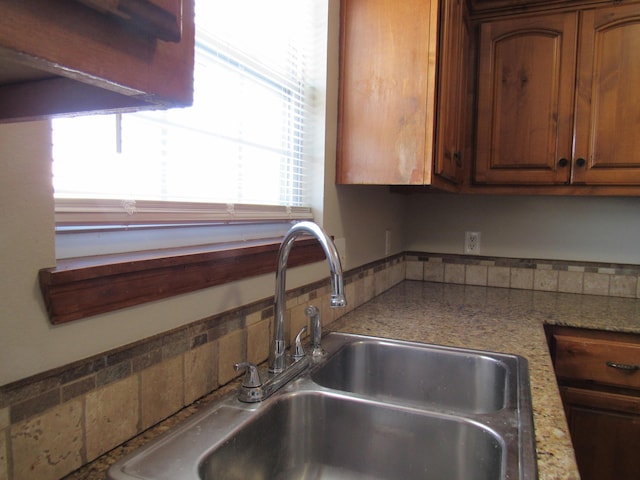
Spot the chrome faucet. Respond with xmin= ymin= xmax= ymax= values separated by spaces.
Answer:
xmin=270 ymin=221 xmax=347 ymax=373
xmin=235 ymin=221 xmax=347 ymax=402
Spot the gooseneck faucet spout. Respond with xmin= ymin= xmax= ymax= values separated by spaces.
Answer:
xmin=269 ymin=221 xmax=347 ymax=373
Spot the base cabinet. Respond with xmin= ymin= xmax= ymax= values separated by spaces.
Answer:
xmin=561 ymin=386 xmax=640 ymax=480
xmin=547 ymin=326 xmax=640 ymax=480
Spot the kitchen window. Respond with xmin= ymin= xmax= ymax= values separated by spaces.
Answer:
xmin=52 ymin=0 xmax=326 ymax=258
xmin=40 ymin=0 xmax=330 ymax=324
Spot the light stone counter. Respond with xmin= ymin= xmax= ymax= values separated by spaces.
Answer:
xmin=329 ymin=281 xmax=640 ymax=480
xmin=67 ymin=280 xmax=640 ymax=479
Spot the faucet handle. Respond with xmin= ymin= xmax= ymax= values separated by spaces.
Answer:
xmin=293 ymin=326 xmax=307 ymax=360
xmin=234 ymin=362 xmax=262 ymax=388
xmin=305 ymin=305 xmax=326 ymax=358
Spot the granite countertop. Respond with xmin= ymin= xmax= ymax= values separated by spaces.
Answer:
xmin=329 ymin=281 xmax=640 ymax=480
xmin=67 ymin=280 xmax=640 ymax=479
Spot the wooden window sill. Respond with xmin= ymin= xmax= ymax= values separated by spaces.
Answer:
xmin=39 ymin=238 xmax=325 ymax=324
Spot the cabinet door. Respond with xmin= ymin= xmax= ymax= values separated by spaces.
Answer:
xmin=0 ymin=0 xmax=194 ymax=122
xmin=336 ymin=0 xmax=439 ymax=185
xmin=573 ymin=4 xmax=640 ymax=185
xmin=561 ymin=386 xmax=640 ymax=480
xmin=475 ymin=13 xmax=578 ymax=184
xmin=75 ymin=0 xmax=183 ymax=42
xmin=434 ymin=0 xmax=467 ymax=184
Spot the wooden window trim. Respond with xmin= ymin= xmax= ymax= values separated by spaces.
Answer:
xmin=39 ymin=238 xmax=325 ymax=324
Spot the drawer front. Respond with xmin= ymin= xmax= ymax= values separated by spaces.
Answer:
xmin=554 ymin=334 xmax=640 ymax=390
xmin=560 ymin=385 xmax=640 ymax=414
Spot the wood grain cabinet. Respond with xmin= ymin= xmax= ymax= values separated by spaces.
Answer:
xmin=547 ymin=326 xmax=640 ymax=480
xmin=435 ymin=0 xmax=471 ymax=184
xmin=0 ymin=0 xmax=195 ymax=122
xmin=336 ymin=0 xmax=469 ymax=188
xmin=474 ymin=3 xmax=640 ymax=189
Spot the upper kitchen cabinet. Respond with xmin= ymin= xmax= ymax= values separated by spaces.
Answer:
xmin=474 ymin=2 xmax=640 ymax=192
xmin=467 ymin=0 xmax=618 ymax=16
xmin=336 ymin=0 xmax=469 ymax=187
xmin=434 ymin=0 xmax=471 ymax=185
xmin=0 ymin=0 xmax=194 ymax=123
xmin=474 ymin=12 xmax=578 ymax=185
xmin=572 ymin=3 xmax=640 ymax=186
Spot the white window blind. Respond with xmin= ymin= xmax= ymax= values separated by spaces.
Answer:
xmin=52 ymin=0 xmax=324 ymax=229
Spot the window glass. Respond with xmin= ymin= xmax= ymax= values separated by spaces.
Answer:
xmin=52 ymin=0 xmax=321 ymax=210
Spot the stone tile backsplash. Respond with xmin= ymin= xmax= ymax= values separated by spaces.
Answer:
xmin=3 ymin=251 xmax=640 ymax=479
xmin=406 ymin=253 xmax=640 ymax=299
xmin=0 ymin=256 xmax=404 ymax=480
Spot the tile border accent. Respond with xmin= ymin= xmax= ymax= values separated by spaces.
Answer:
xmin=406 ymin=252 xmax=640 ymax=299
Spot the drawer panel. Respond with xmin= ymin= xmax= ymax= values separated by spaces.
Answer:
xmin=554 ymin=334 xmax=640 ymax=390
xmin=560 ymin=385 xmax=640 ymax=414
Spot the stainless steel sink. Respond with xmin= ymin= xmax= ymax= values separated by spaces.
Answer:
xmin=312 ymin=334 xmax=511 ymax=414
xmin=199 ymin=391 xmax=504 ymax=480
xmin=108 ymin=333 xmax=537 ymax=480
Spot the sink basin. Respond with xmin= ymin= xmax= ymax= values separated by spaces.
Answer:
xmin=199 ymin=391 xmax=504 ymax=480
xmin=108 ymin=333 xmax=536 ymax=480
xmin=312 ymin=335 xmax=511 ymax=414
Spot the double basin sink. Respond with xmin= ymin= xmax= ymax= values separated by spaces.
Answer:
xmin=108 ymin=332 xmax=536 ymax=479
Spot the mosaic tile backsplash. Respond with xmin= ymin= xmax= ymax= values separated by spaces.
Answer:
xmin=2 ymin=252 xmax=640 ymax=479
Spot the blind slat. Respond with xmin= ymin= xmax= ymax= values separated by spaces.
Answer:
xmin=55 ymin=198 xmax=313 ymax=227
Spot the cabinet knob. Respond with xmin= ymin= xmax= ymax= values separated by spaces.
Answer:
xmin=576 ymin=158 xmax=586 ymax=167
xmin=558 ymin=158 xmax=569 ymax=167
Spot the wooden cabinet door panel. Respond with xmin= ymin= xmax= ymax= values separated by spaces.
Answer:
xmin=434 ymin=0 xmax=465 ymax=184
xmin=475 ymin=13 xmax=578 ymax=184
xmin=0 ymin=0 xmax=194 ymax=122
xmin=75 ymin=0 xmax=183 ymax=41
xmin=573 ymin=4 xmax=640 ymax=185
xmin=562 ymin=386 xmax=640 ymax=480
xmin=336 ymin=0 xmax=439 ymax=185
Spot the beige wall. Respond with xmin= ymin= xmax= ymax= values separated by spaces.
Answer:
xmin=1 ymin=121 xmax=56 ymax=385
xmin=405 ymin=193 xmax=640 ymax=264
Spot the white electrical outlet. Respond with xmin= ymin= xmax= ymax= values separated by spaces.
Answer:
xmin=465 ymin=231 xmax=481 ymax=254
